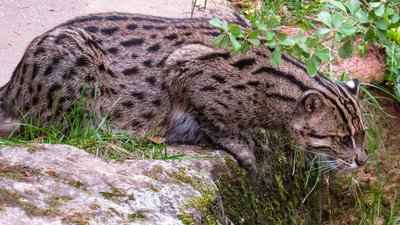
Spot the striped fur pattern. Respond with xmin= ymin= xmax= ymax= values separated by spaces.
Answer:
xmin=0 ymin=13 xmax=367 ymax=173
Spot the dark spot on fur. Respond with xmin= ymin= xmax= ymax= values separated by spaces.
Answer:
xmin=37 ymin=84 xmax=42 ymax=93
xmin=131 ymin=54 xmax=138 ymax=59
xmin=22 ymin=64 xmax=28 ymax=75
xmin=108 ymin=69 xmax=117 ymax=77
xmin=204 ymin=32 xmax=220 ymax=37
xmin=98 ymin=64 xmax=106 ymax=72
xmin=131 ymin=120 xmax=141 ymax=128
xmin=143 ymin=59 xmax=152 ymax=67
xmin=84 ymin=76 xmax=95 ymax=82
xmin=63 ymin=68 xmax=76 ymax=80
xmin=145 ymin=76 xmax=156 ymax=85
xmin=223 ymin=90 xmax=231 ymax=94
xmin=232 ymin=84 xmax=246 ymax=90
xmin=55 ymin=33 xmax=70 ymax=44
xmin=141 ymin=111 xmax=154 ymax=119
xmin=231 ymin=58 xmax=256 ymax=70
xmin=122 ymin=67 xmax=139 ymax=76
xmin=101 ymin=27 xmax=119 ymax=35
xmin=152 ymin=99 xmax=161 ymax=106
xmin=131 ymin=16 xmax=165 ymax=23
xmin=32 ymin=97 xmax=39 ymax=105
xmin=216 ymin=100 xmax=229 ymax=109
xmin=126 ymin=24 xmax=138 ymax=30
xmin=147 ymin=43 xmax=160 ymax=52
xmin=23 ymin=104 xmax=30 ymax=112
xmin=120 ymin=38 xmax=145 ymax=47
xmin=184 ymin=32 xmax=192 ymax=36
xmin=43 ymin=65 xmax=53 ymax=76
xmin=84 ymin=26 xmax=98 ymax=33
xmin=150 ymin=34 xmax=158 ymax=39
xmin=52 ymin=56 xmax=62 ymax=65
xmin=28 ymin=85 xmax=34 ymax=94
xmin=131 ymin=92 xmax=144 ymax=100
xmin=174 ymin=41 xmax=184 ymax=46
xmin=122 ymin=101 xmax=134 ymax=108
xmin=47 ymin=83 xmax=62 ymax=109
xmin=33 ymin=47 xmax=45 ymax=56
xmin=156 ymin=26 xmax=167 ymax=31
xmin=31 ymin=64 xmax=39 ymax=80
xmin=200 ymin=86 xmax=216 ymax=91
xmin=164 ymin=33 xmax=178 ymax=40
xmin=211 ymin=75 xmax=226 ymax=83
xmin=113 ymin=111 xmax=122 ymax=119
xmin=105 ymin=15 xmax=128 ymax=21
xmin=247 ymin=80 xmax=260 ymax=86
xmin=19 ymin=76 xmax=25 ymax=86
xmin=156 ymin=56 xmax=168 ymax=67
xmin=197 ymin=52 xmax=230 ymax=60
xmin=176 ymin=25 xmax=188 ymax=29
xmin=143 ymin=25 xmax=154 ymax=30
xmin=119 ymin=84 xmax=126 ymax=89
xmin=76 ymin=56 xmax=88 ymax=67
xmin=107 ymin=47 xmax=118 ymax=54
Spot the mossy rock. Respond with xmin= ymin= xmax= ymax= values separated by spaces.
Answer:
xmin=203 ymin=131 xmax=333 ymax=224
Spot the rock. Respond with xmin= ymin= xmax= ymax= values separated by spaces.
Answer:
xmin=0 ymin=144 xmax=228 ymax=225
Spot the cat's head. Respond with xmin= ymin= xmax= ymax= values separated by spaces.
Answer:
xmin=290 ymin=78 xmax=367 ymax=172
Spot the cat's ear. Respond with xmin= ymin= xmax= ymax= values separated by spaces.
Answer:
xmin=344 ymin=78 xmax=360 ymax=97
xmin=303 ymin=92 xmax=327 ymax=114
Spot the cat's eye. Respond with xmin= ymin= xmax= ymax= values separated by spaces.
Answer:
xmin=339 ymin=135 xmax=351 ymax=145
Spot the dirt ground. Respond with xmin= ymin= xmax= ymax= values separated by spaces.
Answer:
xmin=0 ymin=0 xmax=212 ymax=86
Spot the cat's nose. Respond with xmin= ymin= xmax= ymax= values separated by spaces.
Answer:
xmin=355 ymin=152 xmax=368 ymax=166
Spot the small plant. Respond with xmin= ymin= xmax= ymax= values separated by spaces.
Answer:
xmin=210 ymin=0 xmax=400 ymax=97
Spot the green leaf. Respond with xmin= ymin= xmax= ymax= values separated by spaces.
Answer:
xmin=369 ymin=2 xmax=381 ymax=8
xmin=248 ymin=38 xmax=261 ymax=46
xmin=281 ymin=36 xmax=298 ymax=46
xmin=247 ymin=30 xmax=261 ymax=39
xmin=338 ymin=23 xmax=357 ymax=36
xmin=375 ymin=28 xmax=388 ymax=42
xmin=220 ymin=34 xmax=230 ymax=48
xmin=270 ymin=47 xmax=282 ymax=66
xmin=331 ymin=13 xmax=345 ymax=28
xmin=385 ymin=7 xmax=394 ymax=16
xmin=338 ymin=39 xmax=354 ymax=59
xmin=266 ymin=16 xmax=281 ymax=31
xmin=229 ymin=24 xmax=242 ymax=36
xmin=290 ymin=45 xmax=307 ymax=58
xmin=277 ymin=32 xmax=288 ymax=41
xmin=391 ymin=13 xmax=400 ymax=23
xmin=374 ymin=4 xmax=385 ymax=17
xmin=212 ymin=34 xmax=225 ymax=47
xmin=265 ymin=31 xmax=275 ymax=41
xmin=229 ymin=33 xmax=241 ymax=55
xmin=355 ymin=9 xmax=369 ymax=23
xmin=209 ymin=18 xmax=223 ymax=29
xmin=376 ymin=18 xmax=389 ymax=30
xmin=328 ymin=0 xmax=347 ymax=12
xmin=358 ymin=43 xmax=367 ymax=57
xmin=241 ymin=42 xmax=251 ymax=54
xmin=334 ymin=32 xmax=345 ymax=42
xmin=363 ymin=29 xmax=376 ymax=42
xmin=306 ymin=58 xmax=318 ymax=76
xmin=315 ymin=48 xmax=331 ymax=61
xmin=317 ymin=28 xmax=331 ymax=39
xmin=298 ymin=43 xmax=309 ymax=54
xmin=345 ymin=0 xmax=361 ymax=16
xmin=317 ymin=11 xmax=332 ymax=27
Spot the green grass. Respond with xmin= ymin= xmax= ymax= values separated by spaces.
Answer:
xmin=0 ymin=97 xmax=186 ymax=161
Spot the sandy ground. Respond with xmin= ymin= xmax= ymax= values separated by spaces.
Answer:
xmin=0 ymin=0 xmax=211 ymax=86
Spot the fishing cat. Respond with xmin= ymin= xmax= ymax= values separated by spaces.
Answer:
xmin=0 ymin=13 xmax=368 ymax=173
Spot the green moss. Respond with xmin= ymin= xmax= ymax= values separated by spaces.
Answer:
xmin=65 ymin=179 xmax=87 ymax=190
xmin=100 ymin=185 xmax=135 ymax=201
xmin=201 ymin=132 xmax=328 ymax=224
xmin=128 ymin=211 xmax=146 ymax=221
xmin=0 ymin=163 xmax=41 ymax=182
xmin=62 ymin=212 xmax=93 ymax=225
xmin=178 ymin=211 xmax=194 ymax=225
xmin=0 ymin=188 xmax=58 ymax=217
